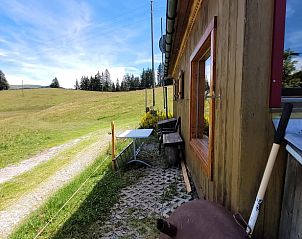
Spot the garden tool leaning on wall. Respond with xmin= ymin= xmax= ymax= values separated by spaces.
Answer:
xmin=157 ymin=103 xmax=293 ymax=239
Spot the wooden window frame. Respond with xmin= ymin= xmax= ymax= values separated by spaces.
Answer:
xmin=270 ymin=0 xmax=302 ymax=107
xmin=270 ymin=0 xmax=286 ymax=108
xmin=189 ymin=17 xmax=216 ymax=179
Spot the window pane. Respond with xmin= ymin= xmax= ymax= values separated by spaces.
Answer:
xmin=203 ymin=56 xmax=211 ymax=136
xmin=283 ymin=0 xmax=302 ymax=91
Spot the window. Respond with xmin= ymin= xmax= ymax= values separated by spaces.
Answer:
xmin=174 ymin=70 xmax=184 ymax=100
xmin=178 ymin=70 xmax=184 ymax=99
xmin=190 ymin=17 xmax=216 ymax=178
xmin=174 ymin=78 xmax=179 ymax=100
xmin=270 ymin=0 xmax=302 ymax=107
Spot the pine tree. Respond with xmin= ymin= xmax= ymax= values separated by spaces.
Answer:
xmin=121 ymin=81 xmax=125 ymax=91
xmin=95 ymin=71 xmax=102 ymax=91
xmin=80 ymin=76 xmax=89 ymax=90
xmin=103 ymin=69 xmax=112 ymax=91
xmin=112 ymin=82 xmax=116 ymax=92
xmin=116 ymin=78 xmax=120 ymax=91
xmin=0 ymin=70 xmax=9 ymax=90
xmin=50 ymin=77 xmax=60 ymax=88
xmin=134 ymin=76 xmax=140 ymax=89
xmin=140 ymin=69 xmax=146 ymax=88
xmin=157 ymin=63 xmax=164 ymax=86
xmin=74 ymin=79 xmax=79 ymax=90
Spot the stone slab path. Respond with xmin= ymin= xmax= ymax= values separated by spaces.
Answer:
xmin=0 ymin=134 xmax=110 ymax=238
xmin=88 ymin=141 xmax=195 ymax=239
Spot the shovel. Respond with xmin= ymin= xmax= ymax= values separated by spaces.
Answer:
xmin=246 ymin=102 xmax=293 ymax=236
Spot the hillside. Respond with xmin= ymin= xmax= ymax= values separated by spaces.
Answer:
xmin=0 ymin=87 xmax=173 ymax=168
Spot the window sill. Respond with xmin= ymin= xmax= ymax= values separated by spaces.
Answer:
xmin=189 ymin=138 xmax=211 ymax=177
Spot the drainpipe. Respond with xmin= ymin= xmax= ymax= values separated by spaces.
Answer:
xmin=164 ymin=0 xmax=178 ymax=78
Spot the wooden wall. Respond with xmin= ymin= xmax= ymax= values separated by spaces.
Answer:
xmin=171 ymin=0 xmax=286 ymax=238
xmin=279 ymin=154 xmax=302 ymax=239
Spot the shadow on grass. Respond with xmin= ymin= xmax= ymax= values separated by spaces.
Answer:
xmin=52 ymin=162 xmax=143 ymax=238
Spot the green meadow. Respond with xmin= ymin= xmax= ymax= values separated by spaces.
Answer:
xmin=0 ymin=87 xmax=172 ymax=168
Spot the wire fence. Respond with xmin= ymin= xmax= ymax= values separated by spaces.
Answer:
xmin=34 ymin=139 xmax=141 ymax=238
xmin=34 ymin=155 xmax=110 ymax=239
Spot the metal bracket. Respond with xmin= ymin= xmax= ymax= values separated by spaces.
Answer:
xmin=205 ymin=91 xmax=221 ymax=99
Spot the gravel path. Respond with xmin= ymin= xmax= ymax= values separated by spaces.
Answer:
xmin=0 ymin=134 xmax=110 ymax=238
xmin=0 ymin=133 xmax=94 ymax=185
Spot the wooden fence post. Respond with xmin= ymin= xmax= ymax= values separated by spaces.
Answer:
xmin=111 ymin=121 xmax=117 ymax=170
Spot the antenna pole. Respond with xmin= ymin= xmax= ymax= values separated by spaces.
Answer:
xmin=151 ymin=0 xmax=155 ymax=107
xmin=161 ymin=17 xmax=165 ymax=110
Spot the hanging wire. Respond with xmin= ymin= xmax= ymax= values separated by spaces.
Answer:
xmin=33 ymin=155 xmax=110 ymax=239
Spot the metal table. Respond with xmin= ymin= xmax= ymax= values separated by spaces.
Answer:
xmin=117 ymin=129 xmax=153 ymax=167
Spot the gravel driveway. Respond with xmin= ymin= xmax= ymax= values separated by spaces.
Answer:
xmin=0 ymin=133 xmax=110 ymax=238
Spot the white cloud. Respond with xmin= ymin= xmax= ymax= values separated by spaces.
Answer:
xmin=287 ymin=30 xmax=302 ymax=48
xmin=134 ymin=53 xmax=163 ymax=65
xmin=286 ymin=4 xmax=295 ymax=18
xmin=295 ymin=56 xmax=302 ymax=71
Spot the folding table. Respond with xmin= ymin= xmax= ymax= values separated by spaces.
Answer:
xmin=117 ymin=129 xmax=153 ymax=167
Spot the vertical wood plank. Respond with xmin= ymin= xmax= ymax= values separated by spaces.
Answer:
xmin=290 ymin=159 xmax=302 ymax=238
xmin=279 ymin=155 xmax=297 ymax=239
xmin=215 ymin=0 xmax=229 ymax=206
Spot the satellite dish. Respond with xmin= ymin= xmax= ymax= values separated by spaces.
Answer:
xmin=159 ymin=35 xmax=166 ymax=53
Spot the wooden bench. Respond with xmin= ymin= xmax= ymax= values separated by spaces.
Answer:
xmin=163 ymin=132 xmax=184 ymax=145
xmin=163 ymin=132 xmax=184 ymax=166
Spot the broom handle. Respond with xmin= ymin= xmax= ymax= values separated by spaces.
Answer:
xmin=246 ymin=103 xmax=293 ymax=236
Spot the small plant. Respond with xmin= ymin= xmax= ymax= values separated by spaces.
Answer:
xmin=161 ymin=181 xmax=177 ymax=203
xmin=203 ymin=115 xmax=209 ymax=136
xmin=139 ymin=110 xmax=173 ymax=129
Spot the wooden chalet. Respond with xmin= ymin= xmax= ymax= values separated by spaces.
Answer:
xmin=163 ymin=0 xmax=302 ymax=238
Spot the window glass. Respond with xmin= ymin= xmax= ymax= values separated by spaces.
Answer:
xmin=203 ymin=56 xmax=211 ymax=136
xmin=283 ymin=0 xmax=302 ymax=92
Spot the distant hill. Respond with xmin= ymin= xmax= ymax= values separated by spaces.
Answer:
xmin=9 ymin=85 xmax=49 ymax=90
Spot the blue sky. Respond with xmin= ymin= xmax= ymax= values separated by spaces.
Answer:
xmin=285 ymin=0 xmax=302 ymax=70
xmin=1 ymin=1 xmax=301 ymax=89
xmin=0 ymin=0 xmax=165 ymax=88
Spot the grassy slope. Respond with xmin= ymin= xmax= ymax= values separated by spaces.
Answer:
xmin=0 ymin=87 xmax=172 ymax=168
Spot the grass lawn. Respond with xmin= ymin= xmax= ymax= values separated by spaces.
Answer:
xmin=0 ymin=87 xmax=173 ymax=168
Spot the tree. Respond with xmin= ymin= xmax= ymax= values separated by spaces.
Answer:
xmin=80 ymin=76 xmax=89 ymax=90
xmin=157 ymin=63 xmax=164 ymax=86
xmin=74 ymin=79 xmax=79 ymax=90
xmin=134 ymin=76 xmax=140 ymax=89
xmin=112 ymin=82 xmax=116 ymax=92
xmin=50 ymin=77 xmax=60 ymax=88
xmin=116 ymin=78 xmax=120 ymax=91
xmin=103 ymin=69 xmax=112 ymax=91
xmin=140 ymin=69 xmax=146 ymax=88
xmin=95 ymin=71 xmax=102 ymax=91
xmin=0 ymin=70 xmax=9 ymax=90
xmin=283 ymin=49 xmax=302 ymax=88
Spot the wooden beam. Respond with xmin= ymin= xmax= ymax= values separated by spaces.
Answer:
xmin=181 ymin=160 xmax=192 ymax=193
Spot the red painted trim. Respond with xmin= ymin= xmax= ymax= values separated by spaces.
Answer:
xmin=270 ymin=0 xmax=286 ymax=108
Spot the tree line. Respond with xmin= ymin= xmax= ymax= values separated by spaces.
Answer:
xmin=74 ymin=67 xmax=165 ymax=92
